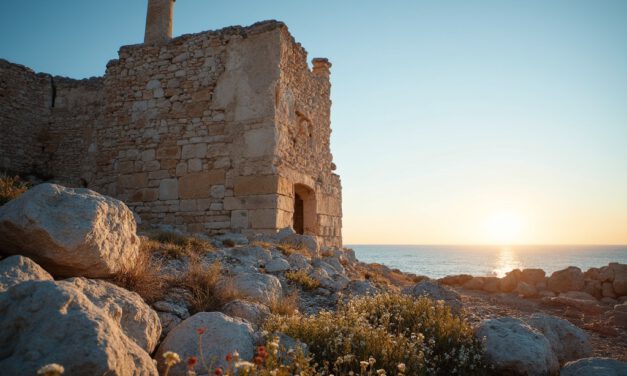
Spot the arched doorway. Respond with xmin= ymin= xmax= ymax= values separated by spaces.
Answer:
xmin=293 ymin=184 xmax=316 ymax=235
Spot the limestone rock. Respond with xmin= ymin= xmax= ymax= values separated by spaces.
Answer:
xmin=222 ymin=299 xmax=271 ymax=328
xmin=526 ymin=313 xmax=592 ymax=363
xmin=61 ymin=277 xmax=161 ymax=352
xmin=609 ymin=263 xmax=627 ymax=296
xmin=0 ymin=183 xmax=140 ymax=278
xmin=500 ymin=273 xmax=518 ymax=292
xmin=482 ymin=277 xmax=501 ymax=293
xmin=0 ymin=280 xmax=157 ymax=375
xmin=602 ymin=282 xmax=617 ymax=299
xmin=265 ymin=257 xmax=290 ymax=273
xmin=402 ymin=279 xmax=462 ymax=314
xmin=517 ymin=281 xmax=538 ymax=298
xmin=598 ymin=266 xmax=614 ymax=282
xmin=281 ymin=233 xmax=319 ymax=255
xmin=542 ymin=296 xmax=604 ymax=315
xmin=346 ymin=280 xmax=380 ymax=297
xmin=548 ymin=267 xmax=585 ymax=294
xmin=227 ymin=272 xmax=282 ymax=305
xmin=560 ymin=357 xmax=627 ymax=376
xmin=0 ymin=255 xmax=52 ymax=292
xmin=439 ymin=274 xmax=473 ymax=286
xmin=156 ymin=312 xmax=255 ymax=375
xmin=463 ymin=276 xmax=484 ymax=290
xmin=560 ymin=291 xmax=596 ymax=301
xmin=287 ymin=253 xmax=311 ymax=271
xmin=476 ymin=317 xmax=559 ymax=376
xmin=521 ymin=269 xmax=546 ymax=284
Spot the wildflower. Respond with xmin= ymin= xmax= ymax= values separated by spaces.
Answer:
xmin=233 ymin=351 xmax=240 ymax=362
xmin=37 ymin=364 xmax=65 ymax=376
xmin=235 ymin=361 xmax=256 ymax=371
xmin=360 ymin=361 xmax=369 ymax=369
xmin=163 ymin=351 xmax=181 ymax=367
xmin=187 ymin=356 xmax=198 ymax=369
xmin=197 ymin=328 xmax=206 ymax=335
xmin=253 ymin=356 xmax=264 ymax=365
xmin=214 ymin=367 xmax=223 ymax=376
xmin=376 ymin=369 xmax=386 ymax=375
xmin=369 ymin=357 xmax=376 ymax=366
xmin=187 ymin=371 xmax=197 ymax=376
xmin=225 ymin=353 xmax=233 ymax=362
xmin=397 ymin=363 xmax=406 ymax=373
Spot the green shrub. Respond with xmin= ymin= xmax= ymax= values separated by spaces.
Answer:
xmin=264 ymin=293 xmax=491 ymax=375
xmin=0 ymin=174 xmax=28 ymax=205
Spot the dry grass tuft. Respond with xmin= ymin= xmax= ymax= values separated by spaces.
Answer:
xmin=0 ymin=174 xmax=28 ymax=205
xmin=143 ymin=230 xmax=214 ymax=258
xmin=176 ymin=257 xmax=241 ymax=314
xmin=285 ymin=270 xmax=320 ymax=291
xmin=269 ymin=290 xmax=300 ymax=316
xmin=111 ymin=240 xmax=167 ymax=304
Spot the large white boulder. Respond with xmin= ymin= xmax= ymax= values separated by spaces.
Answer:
xmin=526 ymin=313 xmax=592 ymax=363
xmin=156 ymin=312 xmax=255 ymax=376
xmin=560 ymin=357 xmax=627 ymax=376
xmin=0 ymin=255 xmax=53 ymax=292
xmin=0 ymin=183 xmax=140 ymax=278
xmin=402 ymin=279 xmax=462 ymax=314
xmin=0 ymin=280 xmax=157 ymax=375
xmin=476 ymin=317 xmax=559 ymax=376
xmin=61 ymin=277 xmax=161 ymax=352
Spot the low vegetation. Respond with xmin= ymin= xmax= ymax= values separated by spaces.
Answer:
xmin=178 ymin=258 xmax=241 ymax=314
xmin=0 ymin=174 xmax=29 ymax=205
xmin=112 ymin=239 xmax=166 ymax=304
xmin=143 ymin=230 xmax=214 ymax=258
xmin=269 ymin=290 xmax=300 ymax=316
xmin=285 ymin=270 xmax=320 ymax=291
xmin=264 ymin=293 xmax=491 ymax=375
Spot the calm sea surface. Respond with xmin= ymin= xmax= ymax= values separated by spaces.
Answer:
xmin=349 ymin=245 xmax=627 ymax=279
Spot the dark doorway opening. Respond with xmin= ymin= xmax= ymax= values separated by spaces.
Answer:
xmin=294 ymin=193 xmax=304 ymax=234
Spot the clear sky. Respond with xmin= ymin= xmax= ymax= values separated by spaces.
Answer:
xmin=1 ymin=1 xmax=626 ymax=245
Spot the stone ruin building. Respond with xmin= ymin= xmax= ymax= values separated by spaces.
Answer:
xmin=0 ymin=0 xmax=342 ymax=247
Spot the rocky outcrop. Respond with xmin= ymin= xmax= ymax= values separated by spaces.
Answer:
xmin=560 ymin=357 xmax=627 ymax=375
xmin=61 ymin=277 xmax=161 ymax=352
xmin=0 ymin=255 xmax=52 ymax=292
xmin=526 ymin=313 xmax=592 ymax=363
xmin=0 ymin=183 xmax=140 ymax=278
xmin=476 ymin=317 xmax=559 ymax=375
xmin=227 ymin=272 xmax=282 ymax=305
xmin=548 ymin=267 xmax=585 ymax=294
xmin=0 ymin=280 xmax=157 ymax=375
xmin=156 ymin=312 xmax=255 ymax=376
xmin=402 ymin=279 xmax=462 ymax=313
xmin=222 ymin=299 xmax=271 ymax=328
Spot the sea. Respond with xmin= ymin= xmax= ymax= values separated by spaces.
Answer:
xmin=349 ymin=245 xmax=627 ymax=279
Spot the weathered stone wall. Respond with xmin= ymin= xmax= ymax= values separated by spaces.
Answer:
xmin=93 ymin=21 xmax=283 ymax=235
xmin=0 ymin=60 xmax=103 ymax=186
xmin=0 ymin=21 xmax=342 ymax=247
xmin=0 ymin=60 xmax=50 ymax=175
xmin=274 ymin=28 xmax=342 ymax=247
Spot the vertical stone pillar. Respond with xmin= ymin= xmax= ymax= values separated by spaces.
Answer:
xmin=312 ymin=58 xmax=332 ymax=78
xmin=144 ymin=0 xmax=175 ymax=45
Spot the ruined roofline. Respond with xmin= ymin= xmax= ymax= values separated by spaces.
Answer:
xmin=0 ymin=58 xmax=104 ymax=84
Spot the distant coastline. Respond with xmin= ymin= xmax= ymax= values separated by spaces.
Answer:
xmin=350 ymin=244 xmax=627 ymax=279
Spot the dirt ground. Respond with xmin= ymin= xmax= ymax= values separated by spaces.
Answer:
xmin=454 ymin=287 xmax=627 ymax=362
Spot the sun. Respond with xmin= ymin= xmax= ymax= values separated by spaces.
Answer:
xmin=483 ymin=211 xmax=526 ymax=245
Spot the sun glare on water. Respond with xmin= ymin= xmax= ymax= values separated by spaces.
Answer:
xmin=483 ymin=211 xmax=526 ymax=245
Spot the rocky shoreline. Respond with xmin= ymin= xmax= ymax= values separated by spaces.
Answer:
xmin=1 ymin=183 xmax=626 ymax=375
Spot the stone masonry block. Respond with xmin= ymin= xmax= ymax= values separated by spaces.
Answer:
xmin=179 ymin=170 xmax=226 ymax=199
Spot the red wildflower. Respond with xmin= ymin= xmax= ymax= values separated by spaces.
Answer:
xmin=196 ymin=328 xmax=205 ymax=335
xmin=225 ymin=353 xmax=233 ymax=362
xmin=187 ymin=356 xmax=198 ymax=369
xmin=214 ymin=367 xmax=223 ymax=376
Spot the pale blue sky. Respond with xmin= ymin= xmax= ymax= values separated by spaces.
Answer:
xmin=1 ymin=1 xmax=626 ymax=244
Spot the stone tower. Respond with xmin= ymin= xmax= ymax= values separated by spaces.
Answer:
xmin=144 ymin=0 xmax=175 ymax=45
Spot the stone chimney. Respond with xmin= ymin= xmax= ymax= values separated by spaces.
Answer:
xmin=144 ymin=0 xmax=175 ymax=45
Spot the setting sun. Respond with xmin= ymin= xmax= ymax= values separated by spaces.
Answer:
xmin=483 ymin=211 xmax=526 ymax=245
